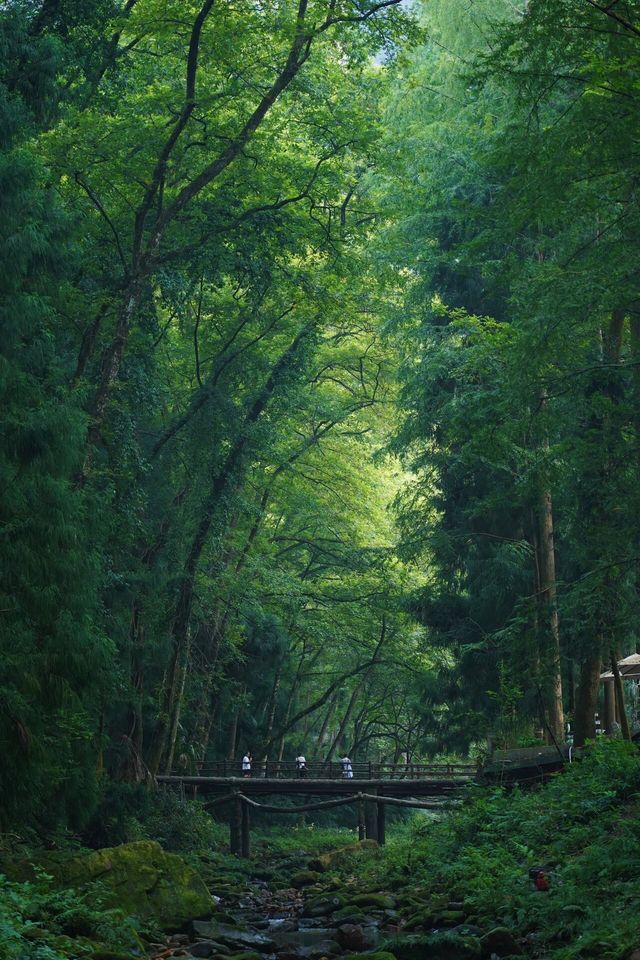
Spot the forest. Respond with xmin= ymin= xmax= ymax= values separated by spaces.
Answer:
xmin=2 ymin=1 xmax=640 ymax=958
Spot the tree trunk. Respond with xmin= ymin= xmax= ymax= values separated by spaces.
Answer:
xmin=538 ymin=483 xmax=565 ymax=743
xmin=610 ymin=649 xmax=631 ymax=740
xmin=573 ymin=654 xmax=601 ymax=747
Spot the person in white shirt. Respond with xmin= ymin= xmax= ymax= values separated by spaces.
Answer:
xmin=340 ymin=755 xmax=353 ymax=779
xmin=296 ymin=754 xmax=307 ymax=778
xmin=242 ymin=752 xmax=252 ymax=777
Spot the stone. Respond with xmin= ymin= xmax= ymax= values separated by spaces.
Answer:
xmin=433 ymin=910 xmax=466 ymax=927
xmin=50 ymin=840 xmax=213 ymax=932
xmin=336 ymin=924 xmax=365 ymax=951
xmin=308 ymin=840 xmax=379 ymax=872
xmin=214 ymin=926 xmax=276 ymax=953
xmin=302 ymin=895 xmax=345 ymax=918
xmin=332 ymin=906 xmax=366 ymax=924
xmin=348 ymin=893 xmax=396 ymax=911
xmin=344 ymin=953 xmax=396 ymax=960
xmin=276 ymin=943 xmax=340 ymax=960
xmin=291 ymin=871 xmax=323 ymax=889
xmin=192 ymin=921 xmax=220 ymax=938
xmin=189 ymin=942 xmax=220 ymax=958
xmin=386 ymin=932 xmax=482 ymax=960
xmin=480 ymin=928 xmax=522 ymax=957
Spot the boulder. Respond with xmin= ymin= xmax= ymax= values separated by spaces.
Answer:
xmin=348 ymin=893 xmax=396 ymax=911
xmin=302 ymin=895 xmax=345 ymax=918
xmin=332 ymin=906 xmax=367 ymax=924
xmin=214 ymin=925 xmax=276 ymax=953
xmin=189 ymin=942 xmax=221 ymax=958
xmin=308 ymin=840 xmax=379 ymax=872
xmin=276 ymin=944 xmax=340 ymax=960
xmin=480 ymin=927 xmax=522 ymax=957
xmin=336 ymin=924 xmax=365 ymax=951
xmin=344 ymin=953 xmax=396 ymax=960
xmin=291 ymin=871 xmax=323 ymax=889
xmin=386 ymin=931 xmax=482 ymax=960
xmin=49 ymin=841 xmax=213 ymax=932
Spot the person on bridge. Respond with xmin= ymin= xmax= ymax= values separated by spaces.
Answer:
xmin=242 ymin=752 xmax=252 ymax=777
xmin=296 ymin=754 xmax=308 ymax=778
xmin=341 ymin=755 xmax=353 ymax=778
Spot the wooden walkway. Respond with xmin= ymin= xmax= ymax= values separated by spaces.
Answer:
xmin=157 ymin=761 xmax=477 ymax=855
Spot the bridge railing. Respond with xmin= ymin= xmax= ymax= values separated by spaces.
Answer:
xmin=188 ymin=760 xmax=476 ymax=780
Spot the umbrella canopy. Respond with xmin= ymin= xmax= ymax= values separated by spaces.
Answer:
xmin=600 ymin=654 xmax=640 ymax=681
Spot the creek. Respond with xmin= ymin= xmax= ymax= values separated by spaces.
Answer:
xmin=150 ymin=847 xmax=399 ymax=960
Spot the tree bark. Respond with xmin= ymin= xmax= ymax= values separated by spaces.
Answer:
xmin=573 ymin=654 xmax=601 ymax=747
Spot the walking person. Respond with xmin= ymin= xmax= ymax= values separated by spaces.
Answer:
xmin=296 ymin=753 xmax=308 ymax=778
xmin=242 ymin=751 xmax=252 ymax=778
xmin=340 ymin=754 xmax=353 ymax=779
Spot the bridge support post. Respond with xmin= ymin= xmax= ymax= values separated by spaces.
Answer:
xmin=377 ymin=799 xmax=386 ymax=845
xmin=358 ymin=798 xmax=365 ymax=841
xmin=365 ymin=790 xmax=379 ymax=842
xmin=230 ymin=792 xmax=242 ymax=855
xmin=241 ymin=797 xmax=251 ymax=858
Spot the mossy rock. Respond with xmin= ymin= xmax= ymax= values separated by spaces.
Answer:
xmin=90 ymin=952 xmax=140 ymax=960
xmin=225 ymin=953 xmax=263 ymax=960
xmin=291 ymin=870 xmax=323 ymax=888
xmin=308 ymin=840 xmax=378 ymax=872
xmin=303 ymin=893 xmax=346 ymax=917
xmin=405 ymin=908 xmax=447 ymax=932
xmin=385 ymin=932 xmax=481 ymax=960
xmin=332 ymin=905 xmax=367 ymax=923
xmin=57 ymin=840 xmax=213 ymax=931
xmin=348 ymin=893 xmax=396 ymax=911
xmin=432 ymin=910 xmax=466 ymax=927
xmin=344 ymin=953 xmax=396 ymax=960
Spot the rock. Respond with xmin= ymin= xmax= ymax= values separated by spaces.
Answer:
xmin=451 ymin=925 xmax=485 ymax=938
xmin=480 ymin=927 xmax=522 ymax=957
xmin=344 ymin=953 xmax=396 ymax=960
xmin=348 ymin=893 xmax=396 ymax=911
xmin=308 ymin=840 xmax=378 ymax=872
xmin=433 ymin=910 xmax=466 ymax=927
xmin=332 ymin=906 xmax=366 ymax=924
xmin=291 ymin=871 xmax=323 ymax=889
xmin=276 ymin=943 xmax=340 ymax=960
xmin=42 ymin=840 xmax=214 ymax=932
xmin=224 ymin=953 xmax=263 ymax=960
xmin=192 ymin=920 xmax=226 ymax=938
xmin=302 ymin=895 xmax=345 ymax=918
xmin=189 ymin=942 xmax=220 ymax=958
xmin=215 ymin=926 xmax=276 ymax=953
xmin=386 ymin=932 xmax=481 ymax=960
xmin=336 ymin=924 xmax=365 ymax=951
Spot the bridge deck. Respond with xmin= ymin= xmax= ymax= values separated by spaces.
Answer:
xmin=157 ymin=774 xmax=473 ymax=797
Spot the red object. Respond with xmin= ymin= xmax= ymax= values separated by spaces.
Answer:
xmin=535 ymin=871 xmax=550 ymax=891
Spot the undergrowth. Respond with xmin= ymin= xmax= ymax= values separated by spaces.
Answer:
xmin=367 ymin=740 xmax=640 ymax=960
xmin=0 ymin=872 xmax=140 ymax=959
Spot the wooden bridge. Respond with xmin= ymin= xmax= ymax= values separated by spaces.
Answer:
xmin=157 ymin=760 xmax=477 ymax=856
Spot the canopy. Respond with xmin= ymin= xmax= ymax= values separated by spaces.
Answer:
xmin=600 ymin=654 xmax=640 ymax=681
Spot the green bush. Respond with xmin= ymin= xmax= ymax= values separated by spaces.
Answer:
xmin=83 ymin=782 xmax=227 ymax=852
xmin=0 ymin=872 xmax=140 ymax=959
xmin=366 ymin=741 xmax=640 ymax=960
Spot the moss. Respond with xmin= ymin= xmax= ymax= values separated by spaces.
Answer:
xmin=56 ymin=840 xmax=213 ymax=931
xmin=344 ymin=953 xmax=396 ymax=960
xmin=348 ymin=893 xmax=396 ymax=910
xmin=291 ymin=870 xmax=323 ymax=888
xmin=308 ymin=840 xmax=378 ymax=873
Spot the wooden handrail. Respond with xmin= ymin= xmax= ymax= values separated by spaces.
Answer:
xmin=185 ymin=759 xmax=476 ymax=780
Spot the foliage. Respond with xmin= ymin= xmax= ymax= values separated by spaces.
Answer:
xmin=367 ymin=742 xmax=640 ymax=960
xmin=0 ymin=871 xmax=140 ymax=959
